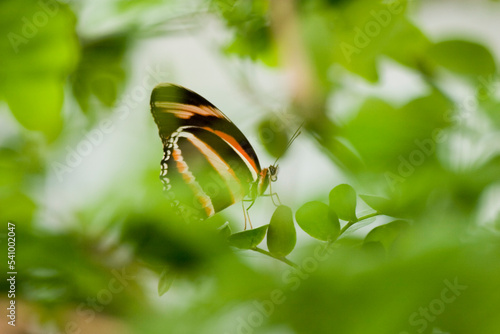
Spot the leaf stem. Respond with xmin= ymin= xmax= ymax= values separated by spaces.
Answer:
xmin=356 ymin=211 xmax=381 ymax=223
xmin=339 ymin=211 xmax=380 ymax=236
xmin=249 ymin=212 xmax=380 ymax=269
xmin=327 ymin=211 xmax=381 ymax=248
xmin=251 ymin=247 xmax=299 ymax=269
xmin=339 ymin=212 xmax=380 ymax=237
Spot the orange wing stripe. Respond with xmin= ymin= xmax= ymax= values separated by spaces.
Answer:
xmin=182 ymin=132 xmax=246 ymax=203
xmin=172 ymin=148 xmax=215 ymax=217
xmin=153 ymin=102 xmax=227 ymax=120
xmin=201 ymin=127 xmax=260 ymax=177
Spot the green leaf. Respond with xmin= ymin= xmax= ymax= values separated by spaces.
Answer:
xmin=217 ymin=0 xmax=277 ymax=65
xmin=267 ymin=205 xmax=296 ymax=257
xmin=342 ymin=92 xmax=451 ymax=173
xmin=329 ymin=0 xmax=409 ymax=82
xmin=359 ymin=194 xmax=407 ymax=218
xmin=382 ymin=18 xmax=432 ymax=70
xmin=2 ymin=78 xmax=64 ymax=137
xmin=228 ymin=225 xmax=269 ymax=249
xmin=0 ymin=192 xmax=36 ymax=225
xmin=359 ymin=194 xmax=389 ymax=213
xmin=218 ymin=223 xmax=232 ymax=239
xmin=329 ymin=184 xmax=357 ymax=221
xmin=70 ymin=35 xmax=128 ymax=112
xmin=295 ymin=201 xmax=340 ymax=241
xmin=427 ymin=40 xmax=497 ymax=77
xmin=364 ymin=220 xmax=409 ymax=250
xmin=258 ymin=118 xmax=289 ymax=159
xmin=158 ymin=266 xmax=176 ymax=296
xmin=0 ymin=0 xmax=78 ymax=140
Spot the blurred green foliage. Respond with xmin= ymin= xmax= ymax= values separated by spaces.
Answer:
xmin=70 ymin=34 xmax=129 ymax=113
xmin=1 ymin=0 xmax=500 ymax=333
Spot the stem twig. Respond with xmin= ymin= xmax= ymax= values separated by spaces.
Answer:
xmin=327 ymin=212 xmax=381 ymax=247
xmin=251 ymin=247 xmax=299 ymax=269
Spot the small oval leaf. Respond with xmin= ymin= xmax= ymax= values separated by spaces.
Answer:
xmin=158 ymin=266 xmax=176 ymax=296
xmin=295 ymin=201 xmax=340 ymax=241
xmin=329 ymin=184 xmax=357 ymax=221
xmin=267 ymin=205 xmax=296 ymax=257
xmin=228 ymin=225 xmax=269 ymax=249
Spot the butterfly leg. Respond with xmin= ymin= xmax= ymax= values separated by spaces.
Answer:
xmin=242 ymin=199 xmax=256 ymax=230
xmin=268 ymin=180 xmax=281 ymax=207
xmin=241 ymin=201 xmax=248 ymax=230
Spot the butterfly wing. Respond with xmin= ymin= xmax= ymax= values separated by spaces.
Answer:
xmin=150 ymin=83 xmax=262 ymax=219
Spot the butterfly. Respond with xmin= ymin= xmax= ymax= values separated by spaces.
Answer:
xmin=150 ymin=83 xmax=279 ymax=222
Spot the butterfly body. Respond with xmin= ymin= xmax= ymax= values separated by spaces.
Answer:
xmin=150 ymin=84 xmax=276 ymax=220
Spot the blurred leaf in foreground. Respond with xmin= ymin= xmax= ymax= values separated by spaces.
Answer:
xmin=70 ymin=34 xmax=129 ymax=113
xmin=0 ymin=0 xmax=79 ymax=140
xmin=427 ymin=39 xmax=497 ymax=78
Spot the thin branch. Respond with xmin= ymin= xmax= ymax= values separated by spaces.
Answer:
xmin=249 ymin=212 xmax=380 ymax=269
xmin=327 ymin=211 xmax=381 ymax=248
xmin=251 ymin=247 xmax=299 ymax=269
xmin=339 ymin=212 xmax=381 ymax=236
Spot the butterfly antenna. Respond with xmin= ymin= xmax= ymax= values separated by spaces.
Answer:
xmin=273 ymin=121 xmax=304 ymax=166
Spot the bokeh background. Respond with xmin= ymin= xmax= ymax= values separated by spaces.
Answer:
xmin=1 ymin=0 xmax=500 ymax=333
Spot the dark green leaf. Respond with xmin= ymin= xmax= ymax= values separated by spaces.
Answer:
xmin=329 ymin=184 xmax=357 ymax=221
xmin=296 ymin=201 xmax=340 ymax=241
xmin=267 ymin=205 xmax=296 ymax=257
xmin=228 ymin=225 xmax=269 ymax=249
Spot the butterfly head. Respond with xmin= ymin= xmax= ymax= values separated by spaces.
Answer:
xmin=268 ymin=164 xmax=279 ymax=182
xmin=251 ymin=164 xmax=278 ymax=198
